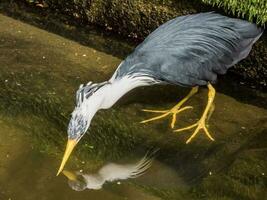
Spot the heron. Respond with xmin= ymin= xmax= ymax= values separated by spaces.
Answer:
xmin=62 ymin=151 xmax=154 ymax=190
xmin=56 ymin=12 xmax=263 ymax=175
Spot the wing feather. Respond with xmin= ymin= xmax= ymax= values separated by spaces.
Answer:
xmin=116 ymin=12 xmax=263 ymax=86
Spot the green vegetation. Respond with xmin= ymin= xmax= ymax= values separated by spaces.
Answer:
xmin=23 ymin=0 xmax=266 ymax=39
xmin=202 ymin=0 xmax=267 ymax=25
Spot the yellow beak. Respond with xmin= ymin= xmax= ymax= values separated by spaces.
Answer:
xmin=62 ymin=170 xmax=78 ymax=181
xmin=56 ymin=139 xmax=78 ymax=176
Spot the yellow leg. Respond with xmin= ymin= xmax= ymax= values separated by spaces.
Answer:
xmin=140 ymin=86 xmax=199 ymax=128
xmin=174 ymin=83 xmax=216 ymax=143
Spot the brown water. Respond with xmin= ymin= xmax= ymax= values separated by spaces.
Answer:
xmin=0 ymin=10 xmax=267 ymax=200
xmin=0 ymin=114 xmax=184 ymax=200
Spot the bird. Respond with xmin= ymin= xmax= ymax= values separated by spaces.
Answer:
xmin=56 ymin=12 xmax=263 ymax=175
xmin=62 ymin=150 xmax=155 ymax=190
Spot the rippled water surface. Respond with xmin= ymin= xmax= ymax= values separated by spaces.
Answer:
xmin=0 ymin=9 xmax=266 ymax=200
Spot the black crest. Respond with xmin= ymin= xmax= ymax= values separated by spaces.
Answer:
xmin=75 ymin=81 xmax=109 ymax=106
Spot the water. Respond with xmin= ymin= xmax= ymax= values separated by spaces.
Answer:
xmin=0 ymin=115 xmax=183 ymax=200
xmin=0 ymin=9 xmax=267 ymax=200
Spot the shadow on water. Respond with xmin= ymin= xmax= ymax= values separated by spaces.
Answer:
xmin=0 ymin=1 xmax=267 ymax=200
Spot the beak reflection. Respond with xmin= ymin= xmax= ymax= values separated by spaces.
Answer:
xmin=62 ymin=170 xmax=78 ymax=181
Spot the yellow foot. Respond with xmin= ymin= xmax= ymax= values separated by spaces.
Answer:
xmin=140 ymin=87 xmax=198 ymax=128
xmin=174 ymin=118 xmax=215 ymax=144
xmin=140 ymin=106 xmax=193 ymax=128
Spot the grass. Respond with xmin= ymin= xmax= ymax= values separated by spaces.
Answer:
xmin=201 ymin=0 xmax=267 ymax=25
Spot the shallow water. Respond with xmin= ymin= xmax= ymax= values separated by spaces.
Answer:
xmin=0 ymin=114 xmax=185 ymax=200
xmin=0 ymin=10 xmax=267 ymax=200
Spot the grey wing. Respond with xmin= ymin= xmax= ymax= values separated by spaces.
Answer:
xmin=117 ymin=12 xmax=263 ymax=86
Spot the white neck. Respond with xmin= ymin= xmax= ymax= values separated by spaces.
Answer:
xmin=100 ymin=75 xmax=156 ymax=109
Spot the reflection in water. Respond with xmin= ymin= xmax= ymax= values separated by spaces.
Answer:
xmin=63 ymin=151 xmax=156 ymax=191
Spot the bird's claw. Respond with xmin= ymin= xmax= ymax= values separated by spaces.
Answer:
xmin=140 ymin=106 xmax=193 ymax=128
xmin=174 ymin=118 xmax=214 ymax=143
xmin=141 ymin=109 xmax=169 ymax=113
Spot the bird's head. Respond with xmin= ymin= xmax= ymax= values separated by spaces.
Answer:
xmin=63 ymin=170 xmax=104 ymax=190
xmin=63 ymin=170 xmax=87 ymax=191
xmin=57 ymin=81 xmax=110 ymax=175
